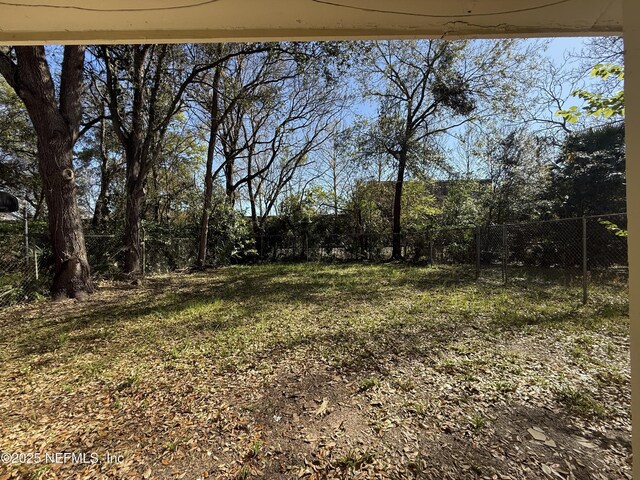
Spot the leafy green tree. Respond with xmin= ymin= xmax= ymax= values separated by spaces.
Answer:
xmin=558 ymin=63 xmax=624 ymax=122
xmin=96 ymin=44 xmax=237 ymax=275
xmin=439 ymin=178 xmax=486 ymax=228
xmin=546 ymin=123 xmax=625 ymax=217
xmin=480 ymin=129 xmax=548 ymax=225
xmin=0 ymin=78 xmax=41 ymax=217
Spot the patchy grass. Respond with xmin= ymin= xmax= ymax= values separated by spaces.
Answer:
xmin=554 ymin=385 xmax=606 ymax=418
xmin=0 ymin=263 xmax=630 ymax=479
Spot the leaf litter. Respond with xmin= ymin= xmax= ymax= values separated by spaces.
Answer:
xmin=0 ymin=263 xmax=631 ymax=479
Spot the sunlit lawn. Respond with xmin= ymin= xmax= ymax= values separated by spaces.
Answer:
xmin=0 ymin=263 xmax=630 ymax=479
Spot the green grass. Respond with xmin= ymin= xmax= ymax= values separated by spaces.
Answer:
xmin=1 ymin=263 xmax=628 ymax=386
xmin=554 ymin=385 xmax=606 ymax=417
xmin=0 ymin=263 xmax=629 ymax=479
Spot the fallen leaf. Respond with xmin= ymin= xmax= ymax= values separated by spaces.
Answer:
xmin=315 ymin=398 xmax=329 ymax=416
xmin=528 ymin=428 xmax=547 ymax=442
xmin=578 ymin=440 xmax=597 ymax=449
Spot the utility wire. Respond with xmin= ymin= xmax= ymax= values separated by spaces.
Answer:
xmin=310 ymin=0 xmax=574 ymax=18
xmin=0 ymin=0 xmax=220 ymax=12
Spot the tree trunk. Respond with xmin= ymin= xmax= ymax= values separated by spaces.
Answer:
xmin=248 ymin=182 xmax=259 ymax=234
xmin=41 ymin=136 xmax=93 ymax=299
xmin=391 ymin=153 xmax=407 ymax=260
xmin=92 ymin=182 xmax=109 ymax=229
xmin=124 ymin=162 xmax=144 ymax=275
xmin=32 ymin=186 xmax=45 ymax=221
xmin=92 ymin=139 xmax=112 ymax=229
xmin=92 ymin=111 xmax=111 ymax=229
xmin=247 ymin=158 xmax=260 ymax=234
xmin=224 ymin=159 xmax=235 ymax=206
xmin=91 ymin=169 xmax=111 ymax=229
xmin=0 ymin=46 xmax=93 ymax=299
xmin=197 ymin=65 xmax=222 ymax=267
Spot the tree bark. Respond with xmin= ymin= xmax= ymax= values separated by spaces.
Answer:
xmin=123 ymin=148 xmax=145 ymax=274
xmin=92 ymin=173 xmax=111 ymax=229
xmin=42 ymin=136 xmax=93 ymax=299
xmin=92 ymin=117 xmax=112 ymax=229
xmin=197 ymin=64 xmax=222 ymax=267
xmin=32 ymin=186 xmax=45 ymax=221
xmin=0 ymin=46 xmax=93 ymax=299
xmin=101 ymin=45 xmax=153 ymax=277
xmin=224 ymin=159 xmax=235 ymax=206
xmin=391 ymin=152 xmax=407 ymax=260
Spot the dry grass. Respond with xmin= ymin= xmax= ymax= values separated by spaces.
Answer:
xmin=0 ymin=263 xmax=630 ymax=479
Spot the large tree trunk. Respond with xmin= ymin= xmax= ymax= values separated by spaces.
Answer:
xmin=0 ymin=46 xmax=93 ymax=299
xmin=41 ymin=136 xmax=92 ymax=299
xmin=197 ymin=64 xmax=222 ymax=267
xmin=391 ymin=153 xmax=407 ymax=260
xmin=124 ymin=155 xmax=145 ymax=275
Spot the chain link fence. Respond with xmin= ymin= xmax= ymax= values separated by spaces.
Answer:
xmin=477 ymin=213 xmax=628 ymax=302
xmin=0 ymin=233 xmax=43 ymax=306
xmin=0 ymin=213 xmax=628 ymax=308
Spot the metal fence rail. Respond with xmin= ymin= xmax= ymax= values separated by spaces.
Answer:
xmin=0 ymin=213 xmax=628 ymax=308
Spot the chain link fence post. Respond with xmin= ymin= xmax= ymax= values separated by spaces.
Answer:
xmin=141 ymin=225 xmax=146 ymax=279
xmin=475 ymin=226 xmax=481 ymax=280
xmin=502 ymin=223 xmax=507 ymax=285
xmin=23 ymin=204 xmax=29 ymax=267
xmin=582 ymin=215 xmax=588 ymax=305
xmin=305 ymin=231 xmax=309 ymax=261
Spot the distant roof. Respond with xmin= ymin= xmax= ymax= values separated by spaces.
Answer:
xmin=362 ymin=178 xmax=491 ymax=201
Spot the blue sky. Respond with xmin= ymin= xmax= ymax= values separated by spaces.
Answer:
xmin=340 ymin=36 xmax=613 ymax=182
xmin=545 ymin=36 xmax=586 ymax=62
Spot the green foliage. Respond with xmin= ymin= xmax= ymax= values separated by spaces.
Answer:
xmin=278 ymin=188 xmax=323 ymax=234
xmin=557 ymin=63 xmax=624 ymax=122
xmin=598 ymin=219 xmax=627 ymax=238
xmin=546 ymin=124 xmax=625 ymax=217
xmin=481 ymin=130 xmax=547 ymax=224
xmin=0 ymin=234 xmax=49 ymax=306
xmin=346 ymin=180 xmax=392 ymax=238
xmin=0 ymin=78 xmax=40 ymax=212
xmin=346 ymin=179 xmax=441 ymax=239
xmin=402 ymin=182 xmax=441 ymax=233
xmin=439 ymin=179 xmax=486 ymax=228
xmin=146 ymin=119 xmax=207 ymax=227
xmin=206 ymin=188 xmax=256 ymax=265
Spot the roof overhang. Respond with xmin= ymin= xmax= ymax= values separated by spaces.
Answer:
xmin=0 ymin=0 xmax=623 ymax=45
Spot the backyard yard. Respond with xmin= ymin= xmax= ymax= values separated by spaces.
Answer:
xmin=0 ymin=263 xmax=630 ymax=479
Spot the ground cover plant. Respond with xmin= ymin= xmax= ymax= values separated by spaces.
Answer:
xmin=0 ymin=263 xmax=630 ymax=479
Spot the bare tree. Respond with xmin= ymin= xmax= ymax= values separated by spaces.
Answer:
xmin=223 ymin=57 xmax=342 ymax=233
xmin=359 ymin=39 xmax=528 ymax=258
xmin=189 ymin=43 xmax=280 ymax=265
xmin=96 ymin=44 xmax=239 ymax=275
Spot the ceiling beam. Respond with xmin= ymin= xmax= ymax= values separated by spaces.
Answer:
xmin=0 ymin=0 xmax=622 ymax=45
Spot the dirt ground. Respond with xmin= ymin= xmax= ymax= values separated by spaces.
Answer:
xmin=0 ymin=263 xmax=631 ymax=479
